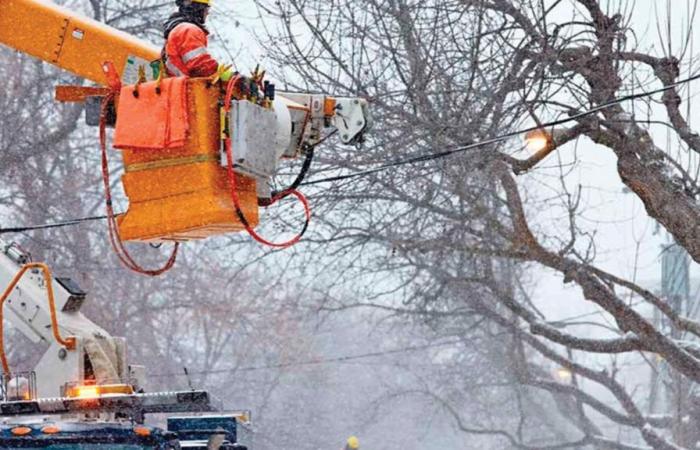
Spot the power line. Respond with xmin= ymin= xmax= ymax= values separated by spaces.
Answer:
xmin=3 ymin=70 xmax=700 ymax=234
xmin=0 ymin=214 xmax=109 ymax=234
xmin=302 ymin=71 xmax=700 ymax=186
xmin=147 ymin=339 xmax=461 ymax=379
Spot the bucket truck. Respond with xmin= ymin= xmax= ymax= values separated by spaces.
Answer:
xmin=0 ymin=238 xmax=251 ymax=449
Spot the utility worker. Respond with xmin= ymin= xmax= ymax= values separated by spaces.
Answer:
xmin=344 ymin=436 xmax=359 ymax=450
xmin=162 ymin=0 xmax=232 ymax=79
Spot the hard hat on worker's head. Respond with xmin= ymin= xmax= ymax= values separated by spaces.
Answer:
xmin=175 ymin=0 xmax=211 ymax=7
xmin=346 ymin=436 xmax=360 ymax=449
xmin=174 ymin=0 xmax=211 ymax=25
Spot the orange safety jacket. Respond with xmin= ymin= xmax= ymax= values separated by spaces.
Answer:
xmin=163 ymin=22 xmax=219 ymax=77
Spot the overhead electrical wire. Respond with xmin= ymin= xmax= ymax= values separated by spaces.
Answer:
xmin=0 ymin=214 xmax=110 ymax=234
xmin=1 ymin=70 xmax=699 ymax=235
xmin=147 ymin=339 xmax=462 ymax=379
xmin=302 ymin=70 xmax=700 ymax=186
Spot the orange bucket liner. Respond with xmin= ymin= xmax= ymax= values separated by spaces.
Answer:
xmin=114 ymin=78 xmax=259 ymax=242
xmin=113 ymin=77 xmax=189 ymax=150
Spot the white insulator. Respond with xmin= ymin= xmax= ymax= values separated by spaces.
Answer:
xmin=272 ymin=97 xmax=293 ymax=160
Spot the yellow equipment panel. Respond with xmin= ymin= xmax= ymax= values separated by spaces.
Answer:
xmin=116 ymin=79 xmax=259 ymax=242
xmin=0 ymin=0 xmax=159 ymax=85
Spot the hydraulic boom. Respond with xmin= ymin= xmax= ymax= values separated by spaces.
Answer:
xmin=0 ymin=0 xmax=158 ymax=85
xmin=0 ymin=238 xmax=140 ymax=398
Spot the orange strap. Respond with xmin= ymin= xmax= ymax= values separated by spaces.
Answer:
xmin=0 ymin=263 xmax=76 ymax=376
xmin=112 ymin=77 xmax=189 ymax=150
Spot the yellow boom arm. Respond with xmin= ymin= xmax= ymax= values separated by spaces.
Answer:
xmin=0 ymin=0 xmax=159 ymax=85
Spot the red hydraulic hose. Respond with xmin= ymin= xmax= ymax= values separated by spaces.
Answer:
xmin=99 ymin=92 xmax=179 ymax=276
xmin=0 ymin=263 xmax=76 ymax=376
xmin=222 ymin=76 xmax=311 ymax=249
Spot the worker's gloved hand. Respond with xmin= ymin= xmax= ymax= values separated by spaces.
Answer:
xmin=213 ymin=63 xmax=234 ymax=83
xmin=220 ymin=66 xmax=234 ymax=82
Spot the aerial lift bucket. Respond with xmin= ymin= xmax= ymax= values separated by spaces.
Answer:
xmin=113 ymin=78 xmax=259 ymax=242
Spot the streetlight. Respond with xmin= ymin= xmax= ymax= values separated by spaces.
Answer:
xmin=513 ymin=128 xmax=564 ymax=174
xmin=524 ymin=129 xmax=552 ymax=153
xmin=556 ymin=367 xmax=573 ymax=382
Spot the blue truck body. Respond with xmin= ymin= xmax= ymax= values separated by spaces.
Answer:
xmin=0 ymin=414 xmax=251 ymax=449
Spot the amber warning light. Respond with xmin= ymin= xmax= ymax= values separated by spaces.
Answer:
xmin=66 ymin=383 xmax=134 ymax=399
